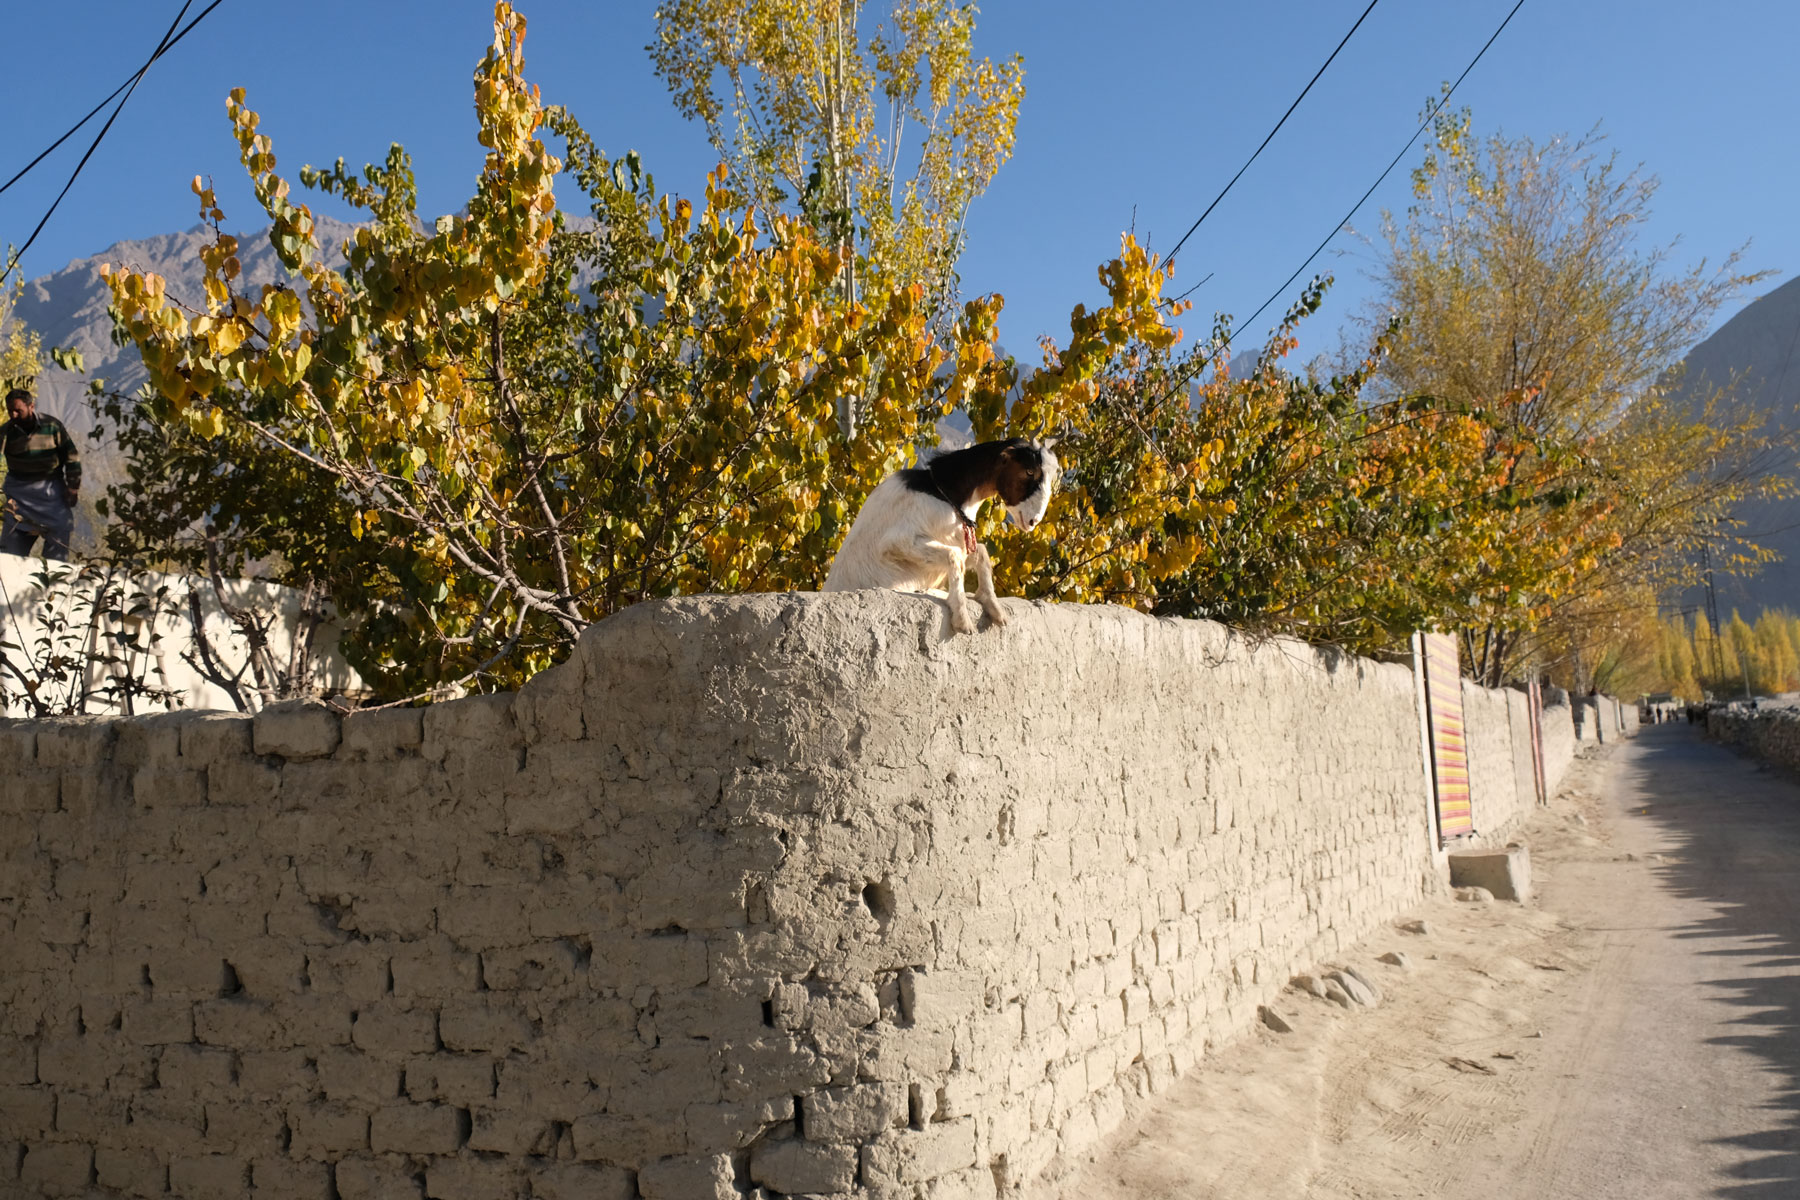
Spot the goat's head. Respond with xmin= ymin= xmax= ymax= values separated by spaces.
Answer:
xmin=997 ymin=440 xmax=1061 ymax=533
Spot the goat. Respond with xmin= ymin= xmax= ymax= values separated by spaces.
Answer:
xmin=823 ymin=437 xmax=1061 ymax=633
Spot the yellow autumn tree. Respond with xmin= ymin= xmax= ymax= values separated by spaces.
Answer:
xmin=1364 ymin=101 xmax=1786 ymax=686
xmin=649 ymin=0 xmax=1024 ymax=331
xmin=96 ymin=2 xmax=1173 ymax=696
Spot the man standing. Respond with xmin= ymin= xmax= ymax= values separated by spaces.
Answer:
xmin=1 ymin=387 xmax=81 ymax=561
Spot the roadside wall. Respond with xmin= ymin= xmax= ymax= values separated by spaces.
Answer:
xmin=1463 ymin=681 xmax=1524 ymax=836
xmin=1541 ymin=701 xmax=1578 ymax=799
xmin=1708 ymin=706 xmax=1800 ymax=771
xmin=0 ymin=594 xmax=1570 ymax=1199
xmin=0 ymin=555 xmax=361 ymax=718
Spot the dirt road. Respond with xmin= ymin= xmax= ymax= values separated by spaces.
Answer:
xmin=1034 ymin=723 xmax=1800 ymax=1200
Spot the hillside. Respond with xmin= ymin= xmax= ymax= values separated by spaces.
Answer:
xmin=11 ymin=217 xmax=358 ymax=484
xmin=1673 ymin=275 xmax=1800 ymax=616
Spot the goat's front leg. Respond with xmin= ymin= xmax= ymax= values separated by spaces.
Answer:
xmin=970 ymin=541 xmax=1006 ymax=628
xmin=943 ymin=543 xmax=976 ymax=634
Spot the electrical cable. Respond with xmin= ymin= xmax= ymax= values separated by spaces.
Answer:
xmin=0 ymin=0 xmax=226 ymax=199
xmin=1232 ymin=0 xmax=1527 ymax=342
xmin=2 ymin=0 xmax=205 ymax=284
xmin=1164 ymin=0 xmax=1379 ymax=270
xmin=1159 ymin=0 xmax=1526 ymax=401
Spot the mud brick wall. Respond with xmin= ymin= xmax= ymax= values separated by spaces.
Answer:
xmin=1541 ymin=700 xmax=1578 ymax=793
xmin=1461 ymin=681 xmax=1521 ymax=837
xmin=1458 ymin=682 xmax=1544 ymax=839
xmin=2 ymin=593 xmax=1522 ymax=1199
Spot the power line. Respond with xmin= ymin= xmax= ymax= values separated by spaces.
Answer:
xmin=1164 ymin=0 xmax=1380 ymax=269
xmin=2 ymin=1 xmax=205 ymax=285
xmin=1162 ymin=0 xmax=1526 ymax=399
xmin=0 ymin=0 xmax=226 ymax=200
xmin=1233 ymin=0 xmax=1527 ymax=341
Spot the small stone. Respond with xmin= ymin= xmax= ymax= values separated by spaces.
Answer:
xmin=1573 ymin=813 xmax=1588 ymax=827
xmin=1377 ymin=950 xmax=1412 ymax=970
xmin=1455 ymin=886 xmax=1495 ymax=903
xmin=1322 ymin=981 xmax=1354 ymax=1009
xmin=1258 ymin=1005 xmax=1295 ymax=1034
xmin=1341 ymin=965 xmax=1384 ymax=1004
xmin=1327 ymin=971 xmax=1376 ymax=1007
xmin=1398 ymin=919 xmax=1431 ymax=936
xmin=1290 ymin=974 xmax=1328 ymax=999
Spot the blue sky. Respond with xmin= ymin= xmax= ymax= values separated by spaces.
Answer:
xmin=3 ymin=0 xmax=1795 ymax=363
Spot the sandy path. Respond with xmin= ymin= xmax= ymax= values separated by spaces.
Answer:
xmin=1032 ymin=723 xmax=1800 ymax=1200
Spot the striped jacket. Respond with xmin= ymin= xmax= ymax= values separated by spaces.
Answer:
xmin=1 ymin=413 xmax=81 ymax=491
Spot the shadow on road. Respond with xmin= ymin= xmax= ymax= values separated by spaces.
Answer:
xmin=1630 ymin=723 xmax=1800 ymax=1199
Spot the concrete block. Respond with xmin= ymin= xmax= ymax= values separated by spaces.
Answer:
xmin=1448 ymin=844 xmax=1532 ymax=902
xmin=254 ymin=700 xmax=342 ymax=760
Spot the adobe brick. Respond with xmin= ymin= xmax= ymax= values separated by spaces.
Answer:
xmin=123 ymin=996 xmax=195 ymax=1045
xmin=96 ymin=1144 xmax=166 ymax=1197
xmin=438 ymin=997 xmax=533 ymax=1054
xmin=639 ymin=1153 xmax=736 ymax=1200
xmin=370 ymin=1102 xmax=465 ymax=1155
xmin=0 ymin=1041 xmax=34 ymax=1087
xmin=333 ymin=1155 xmax=427 ymax=1200
xmin=389 ymin=938 xmax=479 ymax=1000
xmin=526 ymin=1162 xmax=635 ymax=1200
xmin=351 ymin=1006 xmax=439 ymax=1058
xmin=339 ymin=707 xmax=424 ymax=761
xmin=254 ymin=700 xmax=341 ymax=760
xmin=177 ymin=711 xmax=253 ymax=766
xmin=751 ymin=1138 xmax=859 ymax=1194
xmin=20 ymin=1141 xmax=94 ymax=1196
xmin=193 ymin=998 xmax=280 ymax=1049
xmin=317 ymin=1047 xmax=403 ymax=1108
xmin=465 ymin=1106 xmax=550 ymax=1155
xmin=250 ymin=1156 xmax=336 ymax=1200
xmin=404 ymin=1055 xmax=495 ymax=1107
xmin=168 ymin=1152 xmax=249 ymax=1199
xmin=288 ymin=1102 xmax=371 ymax=1160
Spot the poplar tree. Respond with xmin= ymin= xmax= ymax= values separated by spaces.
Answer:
xmin=1363 ymin=101 xmax=1787 ymax=685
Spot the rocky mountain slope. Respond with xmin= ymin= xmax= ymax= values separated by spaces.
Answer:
xmin=11 ymin=217 xmax=358 ymax=481
xmin=1673 ymin=275 xmax=1800 ymax=617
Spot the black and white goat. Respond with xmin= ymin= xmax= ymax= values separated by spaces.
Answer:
xmin=823 ymin=437 xmax=1060 ymax=633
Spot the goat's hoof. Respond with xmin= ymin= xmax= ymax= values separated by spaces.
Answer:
xmin=950 ymin=611 xmax=977 ymax=635
xmin=983 ymin=607 xmax=1008 ymax=629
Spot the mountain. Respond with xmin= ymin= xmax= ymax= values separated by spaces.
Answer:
xmin=12 ymin=218 xmax=358 ymax=483
xmin=1673 ymin=275 xmax=1800 ymax=617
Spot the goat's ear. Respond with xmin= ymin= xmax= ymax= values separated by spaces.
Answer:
xmin=1039 ymin=436 xmax=1058 ymax=453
